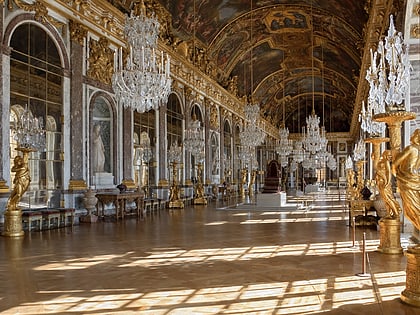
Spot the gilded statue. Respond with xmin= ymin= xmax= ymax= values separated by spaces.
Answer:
xmin=169 ymin=163 xmax=180 ymax=203
xmin=227 ymin=75 xmax=238 ymax=97
xmin=7 ymin=152 xmax=31 ymax=211
xmin=240 ymin=168 xmax=247 ymax=197
xmin=375 ymin=150 xmax=401 ymax=218
xmin=195 ymin=163 xmax=205 ymax=199
xmin=392 ymin=129 xmax=420 ymax=230
xmin=248 ymin=170 xmax=256 ymax=198
xmin=346 ymin=169 xmax=358 ymax=200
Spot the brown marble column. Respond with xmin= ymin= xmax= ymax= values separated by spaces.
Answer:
xmin=68 ymin=21 xmax=88 ymax=190
xmin=121 ymin=107 xmax=135 ymax=188
xmin=0 ymin=7 xmax=10 ymax=193
xmin=158 ymin=103 xmax=168 ymax=186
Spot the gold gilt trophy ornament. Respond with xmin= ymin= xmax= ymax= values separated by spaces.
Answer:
xmin=3 ymin=105 xmax=46 ymax=237
xmin=168 ymin=142 xmax=184 ymax=209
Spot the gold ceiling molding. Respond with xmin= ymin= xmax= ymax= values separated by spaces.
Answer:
xmin=9 ymin=0 xmax=65 ymax=29
xmin=44 ymin=0 xmax=125 ymax=44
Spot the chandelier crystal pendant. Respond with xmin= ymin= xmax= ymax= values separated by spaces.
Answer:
xmin=184 ymin=116 xmax=205 ymax=162
xmin=112 ymin=1 xmax=172 ymax=113
xmin=239 ymin=101 xmax=266 ymax=148
xmin=276 ymin=124 xmax=293 ymax=165
xmin=13 ymin=104 xmax=46 ymax=151
xmin=303 ymin=110 xmax=323 ymax=154
xmin=353 ymin=138 xmax=366 ymax=162
xmin=365 ymin=15 xmax=410 ymax=113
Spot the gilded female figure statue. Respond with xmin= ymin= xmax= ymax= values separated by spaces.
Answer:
xmin=7 ymin=153 xmax=30 ymax=211
xmin=392 ymin=129 xmax=420 ymax=230
xmin=375 ymin=150 xmax=401 ymax=218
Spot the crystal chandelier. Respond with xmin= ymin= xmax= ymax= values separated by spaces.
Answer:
xmin=112 ymin=1 xmax=171 ymax=113
xmin=168 ymin=141 xmax=182 ymax=164
xmin=353 ymin=138 xmax=366 ymax=161
xmin=292 ymin=140 xmax=305 ymax=163
xmin=12 ymin=104 xmax=46 ymax=151
xmin=359 ymin=100 xmax=385 ymax=137
xmin=303 ymin=110 xmax=326 ymax=154
xmin=365 ymin=15 xmax=410 ymax=113
xmin=239 ymin=101 xmax=266 ymax=148
xmin=184 ymin=116 xmax=205 ymax=162
xmin=345 ymin=155 xmax=353 ymax=170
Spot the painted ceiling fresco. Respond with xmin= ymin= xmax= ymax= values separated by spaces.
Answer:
xmin=109 ymin=0 xmax=372 ymax=133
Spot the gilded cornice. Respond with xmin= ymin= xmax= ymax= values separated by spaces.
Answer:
xmin=9 ymin=0 xmax=65 ymax=28
xmin=44 ymin=0 xmax=125 ymax=44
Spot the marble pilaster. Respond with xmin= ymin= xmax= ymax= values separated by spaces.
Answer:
xmin=121 ymin=108 xmax=135 ymax=188
xmin=158 ymin=103 xmax=168 ymax=186
xmin=68 ymin=26 xmax=87 ymax=190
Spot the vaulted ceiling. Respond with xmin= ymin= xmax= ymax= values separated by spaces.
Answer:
xmin=108 ymin=0 xmax=405 ymax=136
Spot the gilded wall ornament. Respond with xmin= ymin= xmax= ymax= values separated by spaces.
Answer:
xmin=87 ymin=37 xmax=114 ymax=85
xmin=209 ymin=104 xmax=219 ymax=130
xmin=411 ymin=24 xmax=420 ymax=39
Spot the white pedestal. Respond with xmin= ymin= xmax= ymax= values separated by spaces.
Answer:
xmin=93 ymin=172 xmax=114 ymax=189
xmin=256 ymin=192 xmax=289 ymax=207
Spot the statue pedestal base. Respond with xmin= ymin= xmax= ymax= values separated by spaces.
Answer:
xmin=169 ymin=200 xmax=184 ymax=208
xmin=378 ymin=218 xmax=403 ymax=254
xmin=93 ymin=172 xmax=114 ymax=189
xmin=2 ymin=210 xmax=24 ymax=237
xmin=80 ymin=214 xmax=98 ymax=223
xmin=194 ymin=197 xmax=207 ymax=205
xmin=401 ymin=246 xmax=420 ymax=307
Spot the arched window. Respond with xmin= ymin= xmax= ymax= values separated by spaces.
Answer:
xmin=134 ymin=110 xmax=155 ymax=187
xmin=167 ymin=94 xmax=183 ymax=146
xmin=91 ymin=97 xmax=112 ymax=175
xmin=9 ymin=23 xmax=63 ymax=208
xmin=223 ymin=120 xmax=232 ymax=182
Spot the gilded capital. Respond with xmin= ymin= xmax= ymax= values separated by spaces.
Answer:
xmin=69 ymin=20 xmax=88 ymax=45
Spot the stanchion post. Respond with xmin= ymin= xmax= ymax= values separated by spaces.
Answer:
xmin=357 ymin=232 xmax=370 ymax=277
xmin=352 ymin=217 xmax=356 ymax=247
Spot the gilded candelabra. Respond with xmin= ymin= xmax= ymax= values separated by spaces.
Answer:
xmin=364 ymin=15 xmax=418 ymax=304
xmin=3 ymin=148 xmax=33 ymax=237
xmin=168 ymin=142 xmax=183 ymax=209
xmin=3 ymin=105 xmax=45 ymax=238
xmin=194 ymin=162 xmax=207 ymax=205
xmin=169 ymin=161 xmax=184 ymax=208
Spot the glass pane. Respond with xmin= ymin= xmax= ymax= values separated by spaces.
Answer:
xmin=10 ymin=62 xmax=29 ymax=96
xmin=30 ymin=24 xmax=46 ymax=61
xmin=30 ymin=68 xmax=46 ymax=99
xmin=47 ymin=36 xmax=61 ymax=66
xmin=10 ymin=24 xmax=29 ymax=54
